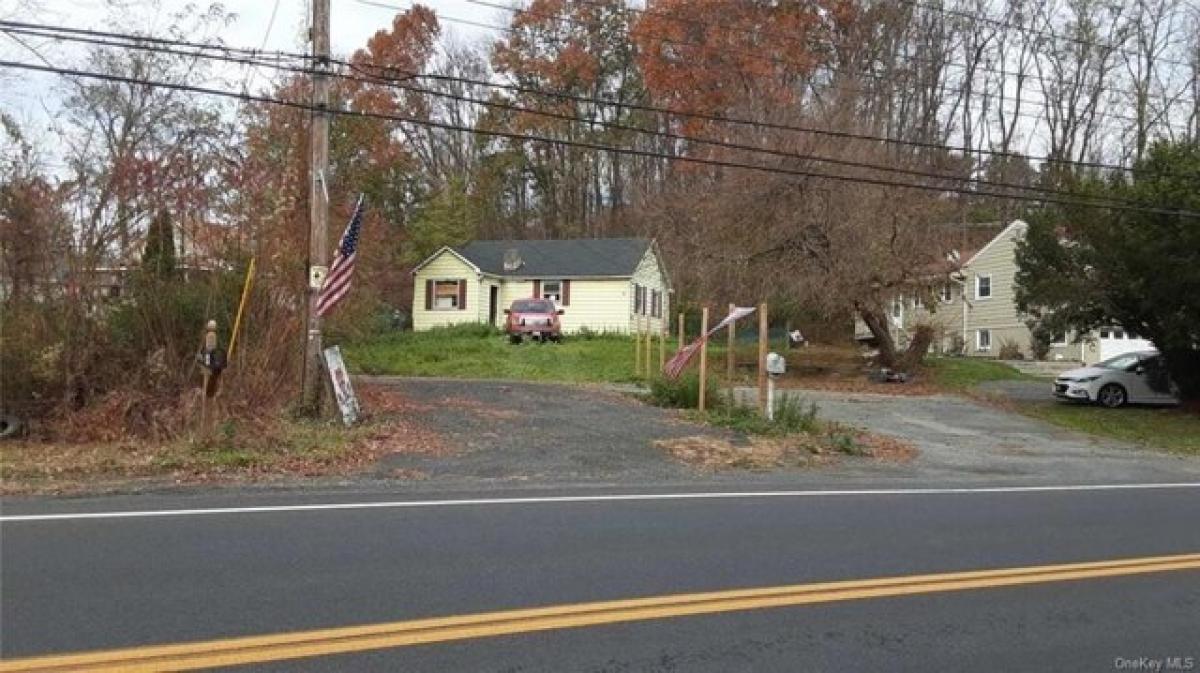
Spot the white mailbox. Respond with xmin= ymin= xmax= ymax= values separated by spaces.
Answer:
xmin=766 ymin=352 xmax=787 ymax=376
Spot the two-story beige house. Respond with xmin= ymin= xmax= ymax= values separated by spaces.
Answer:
xmin=411 ymin=238 xmax=670 ymax=334
xmin=857 ymin=220 xmax=1154 ymax=364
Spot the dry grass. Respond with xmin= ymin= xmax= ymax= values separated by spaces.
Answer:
xmin=0 ymin=384 xmax=448 ymax=496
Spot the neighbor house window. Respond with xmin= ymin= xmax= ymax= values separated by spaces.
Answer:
xmin=1051 ymin=330 xmax=1068 ymax=346
xmin=432 ymin=280 xmax=462 ymax=310
xmin=975 ymin=275 xmax=992 ymax=299
xmin=977 ymin=329 xmax=991 ymax=351
xmin=651 ymin=290 xmax=661 ymax=318
xmin=891 ymin=296 xmax=904 ymax=323
xmin=541 ymin=279 xmax=562 ymax=303
xmin=940 ymin=284 xmax=953 ymax=303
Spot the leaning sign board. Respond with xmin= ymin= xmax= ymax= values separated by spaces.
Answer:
xmin=324 ymin=345 xmax=360 ymax=425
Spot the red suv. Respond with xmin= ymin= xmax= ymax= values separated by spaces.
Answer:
xmin=504 ymin=299 xmax=563 ymax=343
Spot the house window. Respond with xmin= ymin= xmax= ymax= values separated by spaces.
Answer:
xmin=977 ymin=329 xmax=992 ymax=351
xmin=913 ymin=294 xmax=923 ymax=309
xmin=633 ymin=283 xmax=642 ymax=314
xmin=651 ymin=290 xmax=661 ymax=318
xmin=1051 ymin=330 xmax=1068 ymax=346
xmin=1113 ymin=329 xmax=1125 ymax=339
xmin=975 ymin=275 xmax=992 ymax=300
xmin=940 ymin=284 xmax=953 ymax=303
xmin=891 ymin=296 xmax=904 ymax=323
xmin=541 ymin=279 xmax=562 ymax=303
xmin=432 ymin=280 xmax=461 ymax=310
xmin=1100 ymin=329 xmax=1110 ymax=339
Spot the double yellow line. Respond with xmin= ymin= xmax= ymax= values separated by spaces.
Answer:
xmin=5 ymin=552 xmax=1199 ymax=672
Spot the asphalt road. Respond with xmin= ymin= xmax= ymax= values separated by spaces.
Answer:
xmin=3 ymin=484 xmax=1199 ymax=671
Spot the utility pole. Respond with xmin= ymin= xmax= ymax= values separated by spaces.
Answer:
xmin=301 ymin=0 xmax=331 ymax=410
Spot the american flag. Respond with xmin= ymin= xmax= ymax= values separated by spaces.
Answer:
xmin=316 ymin=194 xmax=365 ymax=317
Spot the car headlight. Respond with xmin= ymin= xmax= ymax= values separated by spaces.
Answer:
xmin=1076 ymin=375 xmax=1101 ymax=383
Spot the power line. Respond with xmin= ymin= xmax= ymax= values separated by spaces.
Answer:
xmin=462 ymin=0 xmax=1192 ymax=128
xmin=2 ymin=57 xmax=1195 ymax=218
xmin=902 ymin=0 xmax=1194 ymax=71
xmin=0 ymin=17 xmax=1164 ymax=176
xmin=1 ymin=21 xmax=1140 ymax=204
xmin=561 ymin=0 xmax=1193 ymax=111
xmin=352 ymin=0 xmax=1190 ymax=163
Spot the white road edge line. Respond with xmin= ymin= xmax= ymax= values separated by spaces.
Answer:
xmin=3 ymin=483 xmax=1200 ymax=523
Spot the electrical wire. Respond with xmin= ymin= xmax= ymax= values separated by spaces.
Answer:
xmin=2 ymin=57 xmax=1195 ymax=218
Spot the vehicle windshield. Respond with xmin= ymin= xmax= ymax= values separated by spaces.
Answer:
xmin=1097 ymin=353 xmax=1146 ymax=369
xmin=511 ymin=299 xmax=556 ymax=313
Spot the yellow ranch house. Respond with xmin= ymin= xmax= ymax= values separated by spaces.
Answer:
xmin=411 ymin=238 xmax=671 ymax=334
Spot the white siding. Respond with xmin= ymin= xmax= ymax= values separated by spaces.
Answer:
xmin=628 ymin=247 xmax=670 ymax=334
xmin=412 ymin=252 xmax=481 ymax=331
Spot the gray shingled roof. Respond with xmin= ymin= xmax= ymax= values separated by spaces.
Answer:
xmin=453 ymin=238 xmax=652 ymax=277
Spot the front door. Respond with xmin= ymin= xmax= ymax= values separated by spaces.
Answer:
xmin=488 ymin=285 xmax=499 ymax=326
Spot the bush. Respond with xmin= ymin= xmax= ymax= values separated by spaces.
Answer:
xmin=998 ymin=339 xmax=1025 ymax=360
xmin=647 ymin=373 xmax=721 ymax=409
xmin=689 ymin=393 xmax=820 ymax=437
xmin=771 ymin=395 xmax=820 ymax=434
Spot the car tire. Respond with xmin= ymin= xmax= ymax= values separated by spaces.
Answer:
xmin=1097 ymin=383 xmax=1127 ymax=408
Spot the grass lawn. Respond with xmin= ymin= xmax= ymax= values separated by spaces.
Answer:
xmin=345 ymin=325 xmax=656 ymax=383
xmin=1019 ymin=402 xmax=1200 ymax=455
xmin=923 ymin=356 xmax=1037 ymax=390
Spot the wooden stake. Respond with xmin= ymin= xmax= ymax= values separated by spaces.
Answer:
xmin=644 ymin=318 xmax=653 ymax=376
xmin=727 ymin=302 xmax=736 ymax=383
xmin=758 ymin=302 xmax=769 ymax=415
xmin=658 ymin=323 xmax=665 ymax=373
xmin=634 ymin=317 xmax=642 ymax=377
xmin=699 ymin=306 xmax=709 ymax=412
xmin=677 ymin=311 xmax=685 ymax=353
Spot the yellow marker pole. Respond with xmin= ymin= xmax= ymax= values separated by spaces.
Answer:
xmin=698 ymin=306 xmax=709 ymax=412
xmin=227 ymin=257 xmax=256 ymax=363
xmin=758 ymin=302 xmax=769 ymax=415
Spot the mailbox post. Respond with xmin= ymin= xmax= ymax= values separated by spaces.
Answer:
xmin=765 ymin=351 xmax=786 ymax=421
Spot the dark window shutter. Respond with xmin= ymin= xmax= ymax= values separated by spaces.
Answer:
xmin=458 ymin=279 xmax=467 ymax=310
xmin=652 ymin=290 xmax=659 ymax=318
xmin=562 ymin=279 xmax=571 ymax=306
xmin=532 ymin=279 xmax=541 ymax=298
xmin=425 ymin=279 xmax=433 ymax=310
xmin=633 ymin=284 xmax=641 ymax=313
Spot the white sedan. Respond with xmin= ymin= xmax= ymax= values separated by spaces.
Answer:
xmin=1053 ymin=351 xmax=1179 ymax=408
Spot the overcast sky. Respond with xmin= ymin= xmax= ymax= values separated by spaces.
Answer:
xmin=0 ymin=0 xmax=503 ymax=158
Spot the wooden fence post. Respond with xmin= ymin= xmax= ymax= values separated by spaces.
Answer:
xmin=644 ymin=318 xmax=653 ymax=377
xmin=699 ymin=306 xmax=709 ymax=412
xmin=658 ymin=322 xmax=665 ymax=373
xmin=727 ymin=302 xmax=736 ymax=382
xmin=634 ymin=316 xmax=642 ymax=377
xmin=758 ymin=303 xmax=769 ymax=415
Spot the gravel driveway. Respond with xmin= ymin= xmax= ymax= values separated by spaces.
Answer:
xmin=358 ymin=377 xmax=1200 ymax=488
xmin=762 ymin=388 xmax=1200 ymax=483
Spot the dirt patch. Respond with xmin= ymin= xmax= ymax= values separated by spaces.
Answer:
xmin=655 ymin=429 xmax=917 ymax=471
